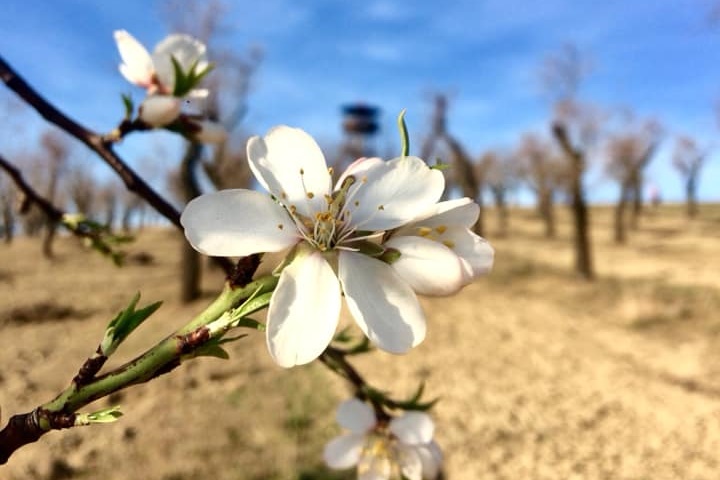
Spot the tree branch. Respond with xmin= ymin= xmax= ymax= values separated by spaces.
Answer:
xmin=0 ymin=55 xmax=236 ymax=275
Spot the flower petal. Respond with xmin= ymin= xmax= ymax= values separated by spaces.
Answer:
xmin=338 ymin=251 xmax=426 ymax=353
xmin=383 ymin=236 xmax=465 ymax=296
xmin=152 ymin=33 xmax=208 ymax=91
xmin=181 ymin=189 xmax=299 ymax=257
xmin=336 ymin=398 xmax=376 ymax=433
xmin=266 ymin=251 xmax=341 ymax=367
xmin=138 ymin=95 xmax=181 ymax=127
xmin=397 ymin=444 xmax=423 ymax=480
xmin=114 ymin=30 xmax=154 ymax=87
xmin=400 ymin=198 xmax=479 ymax=233
xmin=444 ymin=226 xmax=494 ymax=279
xmin=323 ymin=433 xmax=365 ymax=469
xmin=416 ymin=441 xmax=443 ymax=480
xmin=335 ymin=157 xmax=383 ymax=190
xmin=247 ymin=126 xmax=332 ymax=217
xmin=390 ymin=411 xmax=434 ymax=445
xmin=345 ymin=156 xmax=444 ymax=231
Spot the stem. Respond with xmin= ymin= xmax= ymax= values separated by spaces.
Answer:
xmin=320 ymin=347 xmax=390 ymax=422
xmin=0 ymin=274 xmax=277 ymax=464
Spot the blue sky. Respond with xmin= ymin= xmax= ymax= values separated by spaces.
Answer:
xmin=1 ymin=0 xmax=718 ymax=203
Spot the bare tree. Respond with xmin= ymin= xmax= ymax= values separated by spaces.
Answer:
xmin=420 ymin=94 xmax=482 ymax=233
xmin=605 ymin=118 xmax=663 ymax=242
xmin=479 ymin=150 xmax=514 ymax=238
xmin=515 ymin=133 xmax=566 ymax=238
xmin=542 ymin=44 xmax=598 ymax=279
xmin=672 ymin=135 xmax=708 ymax=218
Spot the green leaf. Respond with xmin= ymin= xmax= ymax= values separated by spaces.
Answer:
xmin=102 ymin=294 xmax=162 ymax=355
xmin=192 ymin=342 xmax=230 ymax=360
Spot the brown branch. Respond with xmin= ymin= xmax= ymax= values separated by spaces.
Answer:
xmin=0 ymin=55 xmax=236 ymax=275
xmin=320 ymin=346 xmax=390 ymax=422
xmin=0 ymin=154 xmax=63 ymax=222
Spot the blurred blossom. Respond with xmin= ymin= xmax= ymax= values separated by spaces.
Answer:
xmin=114 ymin=30 xmax=208 ymax=97
xmin=323 ymin=398 xmax=443 ymax=480
xmin=138 ymin=95 xmax=182 ymax=127
xmin=181 ymin=126 xmax=492 ymax=367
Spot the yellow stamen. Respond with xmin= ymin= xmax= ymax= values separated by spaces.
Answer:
xmin=442 ymin=240 xmax=455 ymax=249
xmin=417 ymin=226 xmax=432 ymax=237
xmin=435 ymin=225 xmax=447 ymax=234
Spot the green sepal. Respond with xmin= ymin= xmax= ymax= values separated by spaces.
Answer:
xmin=171 ymin=55 xmax=214 ymax=97
xmin=101 ymin=293 xmax=162 ymax=356
xmin=121 ymin=94 xmax=134 ymax=120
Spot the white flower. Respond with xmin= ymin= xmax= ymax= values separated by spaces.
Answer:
xmin=181 ymin=126 xmax=452 ymax=367
xmin=323 ymin=398 xmax=443 ymax=480
xmin=114 ymin=30 xmax=208 ymax=97
xmin=385 ymin=198 xmax=494 ymax=296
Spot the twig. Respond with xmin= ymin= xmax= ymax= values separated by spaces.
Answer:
xmin=0 ymin=55 xmax=236 ymax=276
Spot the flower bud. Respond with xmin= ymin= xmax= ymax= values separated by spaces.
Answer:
xmin=139 ymin=95 xmax=182 ymax=127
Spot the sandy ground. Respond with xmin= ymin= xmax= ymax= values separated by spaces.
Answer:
xmin=1 ymin=204 xmax=720 ymax=479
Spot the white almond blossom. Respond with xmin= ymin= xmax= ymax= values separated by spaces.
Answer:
xmin=323 ymin=398 xmax=443 ymax=480
xmin=113 ymin=29 xmax=208 ymax=97
xmin=113 ymin=30 xmax=226 ymax=140
xmin=182 ymin=125 xmax=467 ymax=367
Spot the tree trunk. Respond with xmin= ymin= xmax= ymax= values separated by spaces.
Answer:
xmin=445 ymin=135 xmax=483 ymax=235
xmin=1 ymin=198 xmax=13 ymax=244
xmin=538 ymin=189 xmax=556 ymax=238
xmin=629 ymin=173 xmax=642 ymax=230
xmin=553 ymin=123 xmax=593 ymax=280
xmin=613 ymin=183 xmax=629 ymax=244
xmin=491 ymin=187 xmax=508 ymax=238
xmin=41 ymin=166 xmax=60 ymax=259
xmin=179 ymin=143 xmax=204 ymax=303
xmin=686 ymin=175 xmax=698 ymax=218
xmin=475 ymin=179 xmax=485 ymax=237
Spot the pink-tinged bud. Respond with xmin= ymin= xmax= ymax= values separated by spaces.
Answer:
xmin=192 ymin=120 xmax=228 ymax=144
xmin=139 ymin=95 xmax=182 ymax=127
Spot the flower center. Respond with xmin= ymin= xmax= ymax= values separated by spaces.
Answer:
xmin=286 ymin=174 xmax=358 ymax=251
